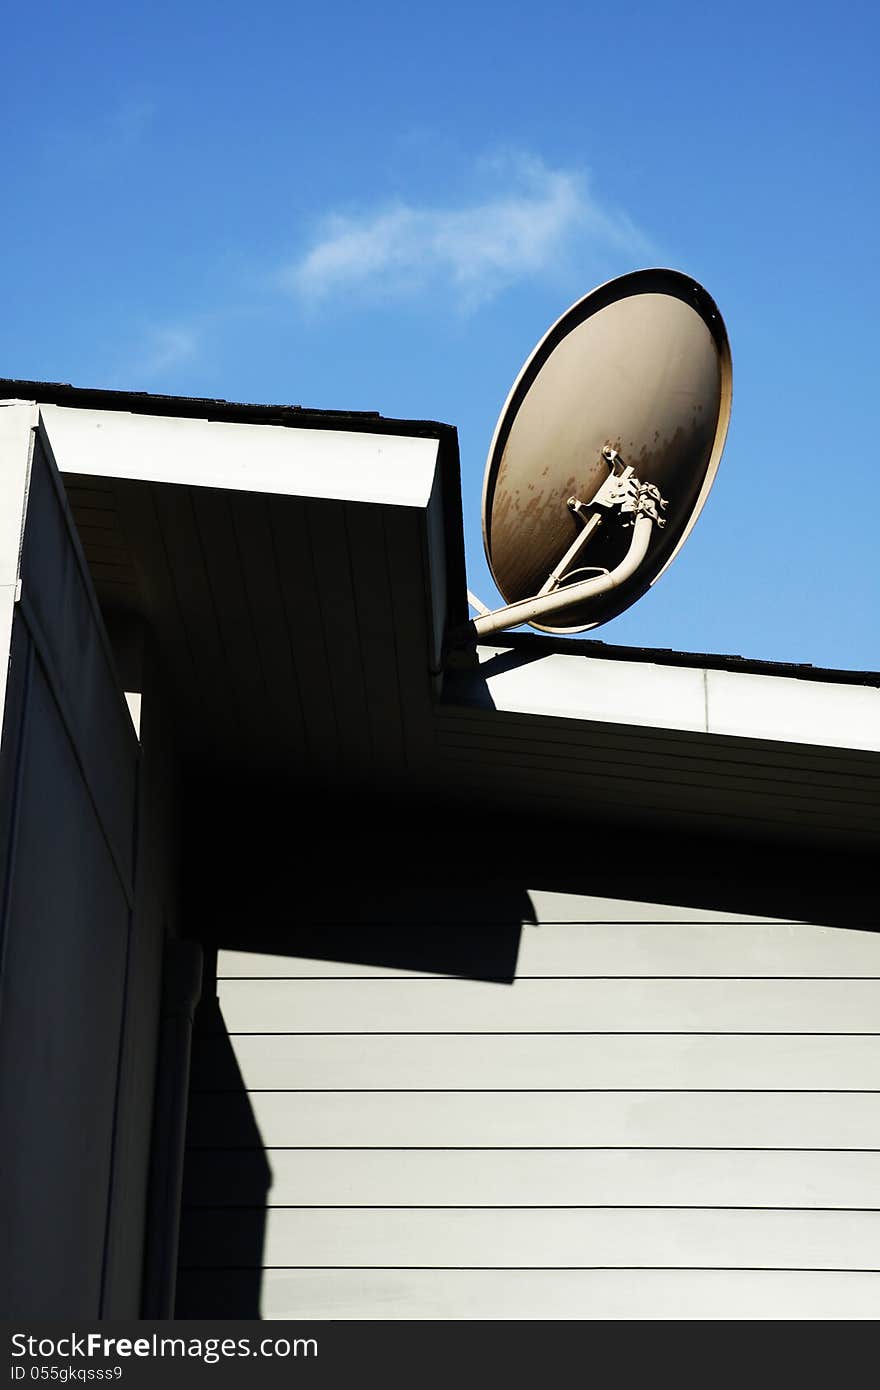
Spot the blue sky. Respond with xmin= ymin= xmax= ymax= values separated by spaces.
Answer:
xmin=3 ymin=1 xmax=879 ymax=670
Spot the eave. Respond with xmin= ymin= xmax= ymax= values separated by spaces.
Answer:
xmin=3 ymin=380 xmax=878 ymax=851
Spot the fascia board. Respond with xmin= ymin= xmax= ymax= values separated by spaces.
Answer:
xmin=40 ymin=404 xmax=440 ymax=510
xmin=0 ymin=402 xmax=37 ymax=586
xmin=703 ymin=668 xmax=880 ymax=753
xmin=466 ymin=643 xmax=880 ymax=755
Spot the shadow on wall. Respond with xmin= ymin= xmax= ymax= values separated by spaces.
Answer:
xmin=174 ymin=780 xmax=538 ymax=1317
xmin=550 ymin=838 xmax=875 ymax=931
xmin=181 ymin=777 xmax=539 ymax=978
xmin=173 ymin=776 xmax=876 ymax=1317
xmin=176 ymin=985 xmax=271 ymax=1319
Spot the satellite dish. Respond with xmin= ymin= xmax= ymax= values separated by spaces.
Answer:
xmin=463 ymin=268 xmax=732 ymax=639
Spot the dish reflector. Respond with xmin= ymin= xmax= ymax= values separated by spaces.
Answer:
xmin=480 ymin=268 xmax=732 ymax=634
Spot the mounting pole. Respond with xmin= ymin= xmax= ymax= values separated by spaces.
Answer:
xmin=458 ymin=511 xmax=655 ymax=641
xmin=536 ymin=511 xmax=603 ymax=597
xmin=453 ymin=448 xmax=669 ymax=646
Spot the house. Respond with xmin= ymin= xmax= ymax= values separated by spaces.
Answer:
xmin=1 ymin=382 xmax=879 ymax=1321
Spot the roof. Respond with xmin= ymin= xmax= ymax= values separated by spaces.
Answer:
xmin=0 ymin=376 xmax=468 ymax=636
xmin=0 ymin=376 xmax=457 ymax=439
xmin=5 ymin=380 xmax=880 ymax=851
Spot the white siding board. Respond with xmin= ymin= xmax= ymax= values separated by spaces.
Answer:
xmin=190 ymin=1268 xmax=880 ymax=1320
xmin=215 ymin=977 xmax=880 ymax=1034
xmin=217 ymin=921 xmax=880 ymax=977
xmin=187 ymin=875 xmax=880 ymax=1315
xmin=187 ymin=1090 xmax=880 ymax=1149
xmin=523 ymin=891 xmax=796 ymax=925
xmin=191 ymin=1032 xmax=880 ymax=1093
xmin=184 ymin=1148 xmax=880 ymax=1210
xmin=181 ymin=1206 xmax=880 ymax=1271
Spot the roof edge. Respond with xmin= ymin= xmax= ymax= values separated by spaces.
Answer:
xmin=2 ymin=376 xmax=469 ymax=632
xmin=477 ymin=629 xmax=880 ymax=688
xmin=0 ymin=377 xmax=456 ymax=443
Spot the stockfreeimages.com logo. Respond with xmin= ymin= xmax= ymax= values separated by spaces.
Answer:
xmin=10 ymin=1333 xmax=317 ymax=1367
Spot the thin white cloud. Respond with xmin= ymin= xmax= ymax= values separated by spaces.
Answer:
xmin=121 ymin=324 xmax=199 ymax=386
xmin=284 ymin=154 xmax=650 ymax=310
xmin=143 ymin=325 xmax=198 ymax=377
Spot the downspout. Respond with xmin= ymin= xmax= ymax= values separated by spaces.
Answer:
xmin=141 ymin=937 xmax=203 ymax=1318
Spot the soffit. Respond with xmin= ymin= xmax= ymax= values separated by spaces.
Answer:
xmin=437 ymin=643 xmax=880 ymax=849
xmin=38 ymin=405 xmax=459 ymax=786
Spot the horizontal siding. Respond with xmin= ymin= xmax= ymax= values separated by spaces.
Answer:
xmin=180 ymin=1207 xmax=880 ymax=1270
xmin=187 ymin=1090 xmax=880 ymax=1149
xmin=182 ymin=901 xmax=880 ymax=1318
xmin=214 ymin=978 xmax=880 ymax=1034
xmin=182 ymin=1148 xmax=880 ymax=1209
xmin=218 ymin=919 xmax=880 ymax=977
xmin=177 ymin=1268 xmax=880 ymax=1320
xmin=190 ymin=1033 xmax=880 ymax=1092
xmin=522 ymin=892 xmax=796 ymax=924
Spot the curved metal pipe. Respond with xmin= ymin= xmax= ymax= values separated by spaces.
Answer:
xmin=460 ymin=513 xmax=654 ymax=642
xmin=141 ymin=939 xmax=203 ymax=1318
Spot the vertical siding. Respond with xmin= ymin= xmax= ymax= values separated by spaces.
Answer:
xmin=178 ymin=888 xmax=880 ymax=1319
xmin=0 ymin=432 xmax=142 ymax=1317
